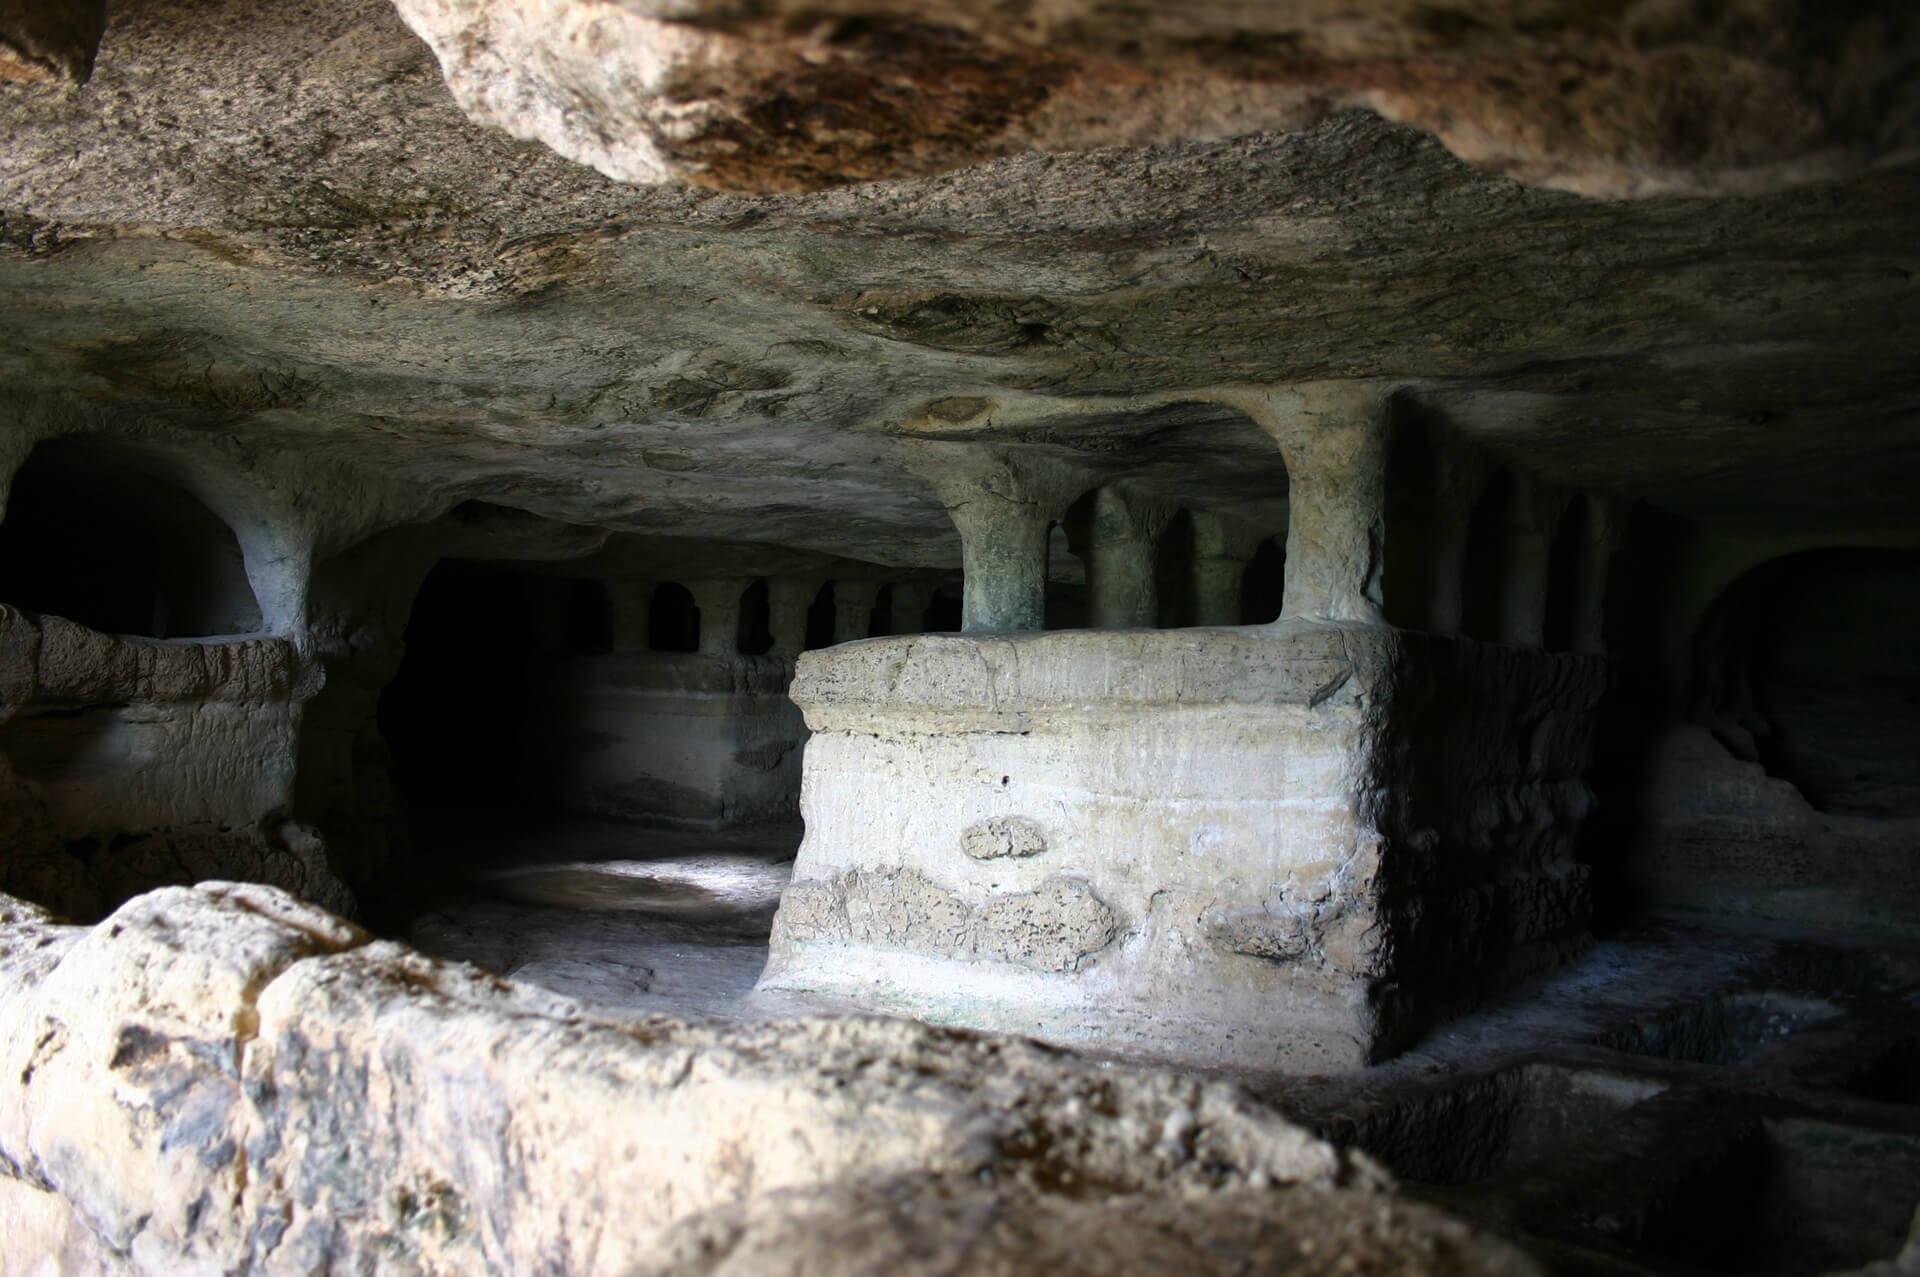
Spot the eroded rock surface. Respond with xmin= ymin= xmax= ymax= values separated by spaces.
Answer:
xmin=635 ymin=1172 xmax=1541 ymax=1277
xmin=394 ymin=0 xmax=1920 ymax=197
xmin=0 ymin=880 xmax=1565 ymax=1275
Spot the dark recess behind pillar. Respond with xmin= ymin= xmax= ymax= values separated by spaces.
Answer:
xmin=378 ymin=559 xmax=545 ymax=815
xmin=1239 ymin=537 xmax=1286 ymax=624
xmin=1696 ymin=547 xmax=1920 ymax=818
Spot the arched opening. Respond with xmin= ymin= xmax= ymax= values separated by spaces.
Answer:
xmin=1155 ymin=509 xmax=1197 ymax=628
xmin=565 ymin=580 xmax=614 ymax=656
xmin=868 ymin=585 xmax=895 ymax=639
xmin=1044 ymin=521 xmax=1089 ymax=630
xmin=0 ymin=436 xmax=261 ymax=637
xmin=1239 ymin=537 xmax=1287 ymax=624
xmin=1459 ymin=469 xmax=1514 ymax=642
xmin=737 ymin=579 xmax=774 ymax=655
xmin=378 ymin=560 xmax=546 ymax=822
xmin=1694 ymin=547 xmax=1920 ymax=818
xmin=648 ymin=582 xmax=699 ymax=652
xmin=1542 ymin=498 xmax=1588 ymax=652
xmin=922 ymin=587 xmax=962 ymax=633
xmin=804 ymin=582 xmax=836 ymax=650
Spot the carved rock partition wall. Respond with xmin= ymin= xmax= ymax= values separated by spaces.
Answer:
xmin=763 ymin=622 xmax=1606 ymax=1070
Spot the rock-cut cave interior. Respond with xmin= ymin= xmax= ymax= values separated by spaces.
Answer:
xmin=1 ymin=1 xmax=1917 ymax=1273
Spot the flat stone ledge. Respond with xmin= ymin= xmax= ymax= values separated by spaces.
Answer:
xmin=790 ymin=622 xmax=1376 ymax=728
xmin=0 ymin=607 xmax=299 ymax=716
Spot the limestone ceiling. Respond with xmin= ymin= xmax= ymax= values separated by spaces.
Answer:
xmin=0 ymin=0 xmax=1916 ymax=579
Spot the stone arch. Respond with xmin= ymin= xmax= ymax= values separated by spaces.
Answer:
xmin=377 ymin=559 xmax=550 ymax=821
xmin=1043 ymin=519 xmax=1087 ymax=630
xmin=648 ymin=582 xmax=699 ymax=652
xmin=867 ymin=585 xmax=895 ymax=638
xmin=921 ymin=586 xmax=962 ymax=632
xmin=0 ymin=435 xmax=262 ymax=637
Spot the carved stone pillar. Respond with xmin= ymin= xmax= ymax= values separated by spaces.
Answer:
xmin=688 ymin=579 xmax=748 ymax=658
xmin=831 ymin=580 xmax=882 ymax=645
xmin=1190 ymin=512 xmax=1266 ymax=626
xmin=1087 ymin=486 xmax=1170 ymax=629
xmin=1502 ymin=479 xmax=1560 ymax=648
xmin=888 ymin=582 xmax=928 ymax=636
xmin=1225 ymin=382 xmax=1388 ymax=624
xmin=766 ymin=577 xmax=815 ymax=656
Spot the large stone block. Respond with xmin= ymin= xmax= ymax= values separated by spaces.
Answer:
xmin=761 ymin=622 xmax=1607 ymax=1070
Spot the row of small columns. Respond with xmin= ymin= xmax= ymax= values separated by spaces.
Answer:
xmin=918 ymin=385 xmax=1618 ymax=649
xmin=922 ymin=387 xmax=1368 ymax=633
xmin=940 ymin=476 xmax=1269 ymax=633
xmin=603 ymin=577 xmax=934 ymax=657
xmin=1421 ymin=454 xmax=1623 ymax=653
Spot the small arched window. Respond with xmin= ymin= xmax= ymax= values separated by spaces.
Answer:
xmin=648 ymin=582 xmax=699 ymax=652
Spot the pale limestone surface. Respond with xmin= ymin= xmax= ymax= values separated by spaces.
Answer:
xmin=0 ymin=607 xmax=352 ymax=921
xmin=0 ymin=881 xmax=1560 ymax=1276
xmin=765 ymin=621 xmax=1605 ymax=1070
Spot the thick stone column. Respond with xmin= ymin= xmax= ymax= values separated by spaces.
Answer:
xmin=888 ymin=583 xmax=928 ymax=636
xmin=1501 ymin=480 xmax=1558 ymax=648
xmin=917 ymin=452 xmax=1077 ymax=634
xmin=1190 ymin=512 xmax=1265 ymax=626
xmin=689 ymin=579 xmax=748 ymax=658
xmin=607 ymin=581 xmax=653 ymax=652
xmin=954 ymin=499 xmax=1049 ymax=632
xmin=831 ymin=580 xmax=882 ymax=646
xmin=766 ymin=577 xmax=815 ymax=656
xmin=1221 ymin=383 xmax=1388 ymax=624
xmin=1572 ymin=496 xmax=1627 ymax=654
xmin=1087 ymin=487 xmax=1170 ymax=629
xmin=1423 ymin=449 xmax=1487 ymax=636
xmin=236 ymin=524 xmax=314 ymax=640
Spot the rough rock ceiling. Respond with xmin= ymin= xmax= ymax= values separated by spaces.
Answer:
xmin=1 ymin=0 xmax=1916 ymax=578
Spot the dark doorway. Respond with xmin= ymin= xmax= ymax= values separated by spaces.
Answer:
xmin=1239 ymin=537 xmax=1287 ymax=624
xmin=378 ymin=560 xmax=546 ymax=819
xmin=805 ymin=582 xmax=836 ymax=650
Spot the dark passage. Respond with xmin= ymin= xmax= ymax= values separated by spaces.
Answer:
xmin=379 ymin=559 xmax=547 ymax=820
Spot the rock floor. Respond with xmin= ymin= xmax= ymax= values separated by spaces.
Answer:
xmin=406 ymin=815 xmax=822 ymax=1020
xmin=405 ymin=818 xmax=1920 ymax=1275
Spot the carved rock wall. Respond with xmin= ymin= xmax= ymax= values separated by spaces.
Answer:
xmin=526 ymin=651 xmax=807 ymax=827
xmin=0 ymin=608 xmax=351 ymax=921
xmin=762 ymin=621 xmax=1607 ymax=1070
